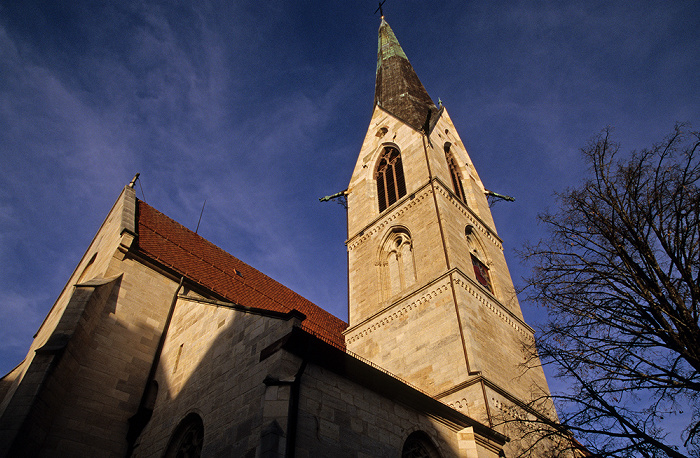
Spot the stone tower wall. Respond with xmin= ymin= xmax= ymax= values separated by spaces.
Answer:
xmin=345 ymin=103 xmax=553 ymax=436
xmin=347 ymin=183 xmax=446 ymax=325
xmin=345 ymin=273 xmax=469 ymax=395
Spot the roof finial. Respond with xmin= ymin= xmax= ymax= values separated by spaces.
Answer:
xmin=374 ymin=0 xmax=386 ymax=18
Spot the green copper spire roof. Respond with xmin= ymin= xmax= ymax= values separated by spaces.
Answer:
xmin=374 ymin=18 xmax=440 ymax=132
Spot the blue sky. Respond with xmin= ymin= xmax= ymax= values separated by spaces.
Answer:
xmin=1 ymin=0 xmax=698 ymax=445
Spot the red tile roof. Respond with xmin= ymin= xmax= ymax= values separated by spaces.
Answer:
xmin=136 ymin=200 xmax=348 ymax=349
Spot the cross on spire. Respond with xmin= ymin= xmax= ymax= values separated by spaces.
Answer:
xmin=374 ymin=0 xmax=386 ymax=18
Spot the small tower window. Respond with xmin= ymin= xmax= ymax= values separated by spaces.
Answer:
xmin=471 ymin=254 xmax=493 ymax=293
xmin=376 ymin=147 xmax=407 ymax=212
xmin=445 ymin=144 xmax=466 ymax=203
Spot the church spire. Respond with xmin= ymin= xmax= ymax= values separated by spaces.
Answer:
xmin=375 ymin=18 xmax=440 ymax=132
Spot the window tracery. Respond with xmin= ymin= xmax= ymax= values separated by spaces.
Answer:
xmin=376 ymin=147 xmax=407 ymax=212
xmin=380 ymin=229 xmax=416 ymax=299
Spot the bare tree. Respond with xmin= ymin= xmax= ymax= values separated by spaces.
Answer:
xmin=521 ymin=124 xmax=700 ymax=457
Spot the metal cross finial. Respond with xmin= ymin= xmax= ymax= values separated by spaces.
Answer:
xmin=374 ymin=0 xmax=386 ymax=18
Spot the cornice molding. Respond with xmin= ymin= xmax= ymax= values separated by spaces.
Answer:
xmin=432 ymin=179 xmax=503 ymax=250
xmin=345 ymin=269 xmax=534 ymax=345
xmin=441 ymin=375 xmax=557 ymax=425
xmin=347 ymin=179 xmax=504 ymax=253
xmin=452 ymin=270 xmax=534 ymax=336
xmin=347 ymin=184 xmax=432 ymax=251
xmin=344 ymin=275 xmax=452 ymax=344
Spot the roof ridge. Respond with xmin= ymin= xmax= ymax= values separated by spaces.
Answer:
xmin=135 ymin=200 xmax=348 ymax=348
xmin=138 ymin=212 xmax=297 ymax=314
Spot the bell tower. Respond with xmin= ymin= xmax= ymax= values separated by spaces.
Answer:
xmin=343 ymin=18 xmax=552 ymax=432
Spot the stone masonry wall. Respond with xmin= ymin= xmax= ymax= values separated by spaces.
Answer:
xmin=345 ymin=273 xmax=469 ymax=396
xmin=133 ymin=297 xmax=302 ymax=457
xmin=348 ymin=184 xmax=447 ymax=326
xmin=0 ymin=186 xmax=181 ymax=457
xmin=0 ymin=187 xmax=132 ymax=420
xmin=295 ymin=363 xmax=501 ymax=458
xmin=452 ymin=270 xmax=549 ymax=403
xmin=24 ymin=254 xmax=178 ymax=456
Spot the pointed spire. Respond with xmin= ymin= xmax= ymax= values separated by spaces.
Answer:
xmin=375 ymin=19 xmax=440 ymax=132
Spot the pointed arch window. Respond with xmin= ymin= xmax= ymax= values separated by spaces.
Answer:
xmin=164 ymin=413 xmax=204 ymax=458
xmin=466 ymin=225 xmax=494 ymax=294
xmin=380 ymin=229 xmax=416 ymax=299
xmin=376 ymin=147 xmax=407 ymax=212
xmin=402 ymin=431 xmax=442 ymax=458
xmin=445 ymin=144 xmax=466 ymax=203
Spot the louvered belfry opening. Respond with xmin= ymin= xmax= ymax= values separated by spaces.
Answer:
xmin=445 ymin=147 xmax=466 ymax=203
xmin=376 ymin=147 xmax=407 ymax=212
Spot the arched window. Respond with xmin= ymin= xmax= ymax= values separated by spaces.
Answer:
xmin=380 ymin=229 xmax=416 ymax=299
xmin=402 ymin=431 xmax=442 ymax=458
xmin=376 ymin=147 xmax=407 ymax=212
xmin=445 ymin=143 xmax=466 ymax=203
xmin=164 ymin=413 xmax=204 ymax=458
xmin=465 ymin=225 xmax=493 ymax=294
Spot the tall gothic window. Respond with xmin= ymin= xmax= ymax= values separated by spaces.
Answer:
xmin=376 ymin=147 xmax=407 ymax=212
xmin=445 ymin=144 xmax=466 ymax=202
xmin=381 ymin=229 xmax=416 ymax=299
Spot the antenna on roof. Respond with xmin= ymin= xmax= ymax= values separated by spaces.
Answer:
xmin=195 ymin=200 xmax=206 ymax=234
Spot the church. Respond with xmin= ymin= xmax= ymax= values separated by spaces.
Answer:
xmin=0 ymin=18 xmax=559 ymax=457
